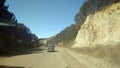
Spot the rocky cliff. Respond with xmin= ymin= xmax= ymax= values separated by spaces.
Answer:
xmin=72 ymin=3 xmax=120 ymax=48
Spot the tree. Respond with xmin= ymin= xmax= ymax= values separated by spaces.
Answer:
xmin=75 ymin=0 xmax=120 ymax=24
xmin=0 ymin=0 xmax=17 ymax=24
xmin=0 ymin=0 xmax=39 ymax=54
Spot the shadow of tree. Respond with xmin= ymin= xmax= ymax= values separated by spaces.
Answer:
xmin=0 ymin=65 xmax=31 ymax=68
xmin=47 ymin=50 xmax=58 ymax=52
xmin=0 ymin=48 xmax=45 ymax=57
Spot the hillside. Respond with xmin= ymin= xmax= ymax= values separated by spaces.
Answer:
xmin=46 ymin=2 xmax=120 ymax=66
xmin=70 ymin=3 xmax=120 ymax=66
xmin=47 ymin=0 xmax=120 ymax=47
xmin=72 ymin=3 xmax=120 ymax=48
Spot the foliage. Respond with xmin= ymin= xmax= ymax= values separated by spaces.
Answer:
xmin=75 ymin=0 xmax=120 ymax=24
xmin=0 ymin=0 xmax=17 ymax=24
xmin=0 ymin=0 xmax=39 ymax=54
xmin=47 ymin=24 xmax=80 ymax=45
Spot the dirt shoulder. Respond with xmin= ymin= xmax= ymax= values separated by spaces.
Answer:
xmin=57 ymin=46 xmax=120 ymax=68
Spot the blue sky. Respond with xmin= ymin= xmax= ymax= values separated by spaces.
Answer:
xmin=6 ymin=0 xmax=85 ymax=38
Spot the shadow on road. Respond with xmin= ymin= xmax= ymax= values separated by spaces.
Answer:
xmin=0 ymin=48 xmax=45 ymax=57
xmin=47 ymin=50 xmax=58 ymax=52
xmin=0 ymin=65 xmax=29 ymax=68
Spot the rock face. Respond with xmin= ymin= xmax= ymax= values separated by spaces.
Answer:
xmin=72 ymin=3 xmax=120 ymax=48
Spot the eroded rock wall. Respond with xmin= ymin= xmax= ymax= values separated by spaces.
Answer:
xmin=72 ymin=3 xmax=120 ymax=48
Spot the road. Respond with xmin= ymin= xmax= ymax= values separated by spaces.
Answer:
xmin=0 ymin=47 xmax=119 ymax=68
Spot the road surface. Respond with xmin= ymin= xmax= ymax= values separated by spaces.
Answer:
xmin=0 ymin=47 xmax=119 ymax=68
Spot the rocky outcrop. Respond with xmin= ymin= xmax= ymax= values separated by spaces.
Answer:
xmin=72 ymin=3 xmax=120 ymax=48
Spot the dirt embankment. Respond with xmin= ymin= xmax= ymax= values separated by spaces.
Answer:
xmin=70 ymin=3 xmax=120 ymax=67
xmin=73 ymin=3 xmax=120 ymax=48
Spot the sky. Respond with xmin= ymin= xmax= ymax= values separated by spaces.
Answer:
xmin=6 ymin=0 xmax=85 ymax=38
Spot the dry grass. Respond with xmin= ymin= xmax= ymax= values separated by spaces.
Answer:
xmin=72 ymin=43 xmax=120 ymax=65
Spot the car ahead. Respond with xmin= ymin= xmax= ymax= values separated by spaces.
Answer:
xmin=47 ymin=45 xmax=55 ymax=52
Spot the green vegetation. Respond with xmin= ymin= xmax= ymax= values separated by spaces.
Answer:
xmin=75 ymin=0 xmax=120 ymax=24
xmin=47 ymin=0 xmax=120 ymax=47
xmin=47 ymin=24 xmax=79 ymax=45
xmin=0 ymin=0 xmax=17 ymax=24
xmin=0 ymin=0 xmax=40 ymax=54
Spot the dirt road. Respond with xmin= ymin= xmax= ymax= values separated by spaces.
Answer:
xmin=0 ymin=47 xmax=119 ymax=68
xmin=0 ymin=49 xmax=67 ymax=68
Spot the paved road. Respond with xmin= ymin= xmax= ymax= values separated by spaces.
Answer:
xmin=0 ymin=47 xmax=119 ymax=68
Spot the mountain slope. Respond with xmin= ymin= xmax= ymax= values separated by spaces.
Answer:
xmin=72 ymin=3 xmax=120 ymax=48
